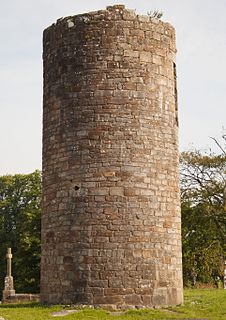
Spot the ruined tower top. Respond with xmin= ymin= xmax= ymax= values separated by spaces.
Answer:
xmin=44 ymin=4 xmax=175 ymax=44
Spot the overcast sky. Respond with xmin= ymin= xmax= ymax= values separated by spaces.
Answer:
xmin=0 ymin=0 xmax=225 ymax=175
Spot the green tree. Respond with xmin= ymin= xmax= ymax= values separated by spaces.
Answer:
xmin=180 ymin=151 xmax=226 ymax=286
xmin=0 ymin=170 xmax=41 ymax=295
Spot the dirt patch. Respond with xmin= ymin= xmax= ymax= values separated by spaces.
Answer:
xmin=108 ymin=311 xmax=126 ymax=316
xmin=52 ymin=310 xmax=80 ymax=317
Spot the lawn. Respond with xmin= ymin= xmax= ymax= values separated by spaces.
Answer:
xmin=0 ymin=289 xmax=225 ymax=320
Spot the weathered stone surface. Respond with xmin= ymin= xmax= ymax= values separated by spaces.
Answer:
xmin=2 ymin=294 xmax=40 ymax=304
xmin=2 ymin=248 xmax=16 ymax=302
xmin=41 ymin=4 xmax=183 ymax=308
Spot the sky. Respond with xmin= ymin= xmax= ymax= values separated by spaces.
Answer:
xmin=0 ymin=0 xmax=225 ymax=175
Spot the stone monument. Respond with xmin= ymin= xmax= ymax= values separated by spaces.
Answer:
xmin=41 ymin=5 xmax=183 ymax=307
xmin=2 ymin=248 xmax=40 ymax=304
xmin=2 ymin=248 xmax=15 ymax=301
xmin=224 ymin=261 xmax=226 ymax=289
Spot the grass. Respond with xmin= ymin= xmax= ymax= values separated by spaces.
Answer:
xmin=0 ymin=289 xmax=225 ymax=319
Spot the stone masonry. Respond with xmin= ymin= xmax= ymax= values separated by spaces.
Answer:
xmin=2 ymin=248 xmax=39 ymax=304
xmin=2 ymin=248 xmax=15 ymax=301
xmin=41 ymin=5 xmax=183 ymax=307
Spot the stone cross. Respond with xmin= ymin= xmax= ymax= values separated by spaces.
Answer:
xmin=2 ymin=248 xmax=15 ymax=301
xmin=6 ymin=248 xmax=12 ymax=277
xmin=224 ymin=261 xmax=226 ymax=290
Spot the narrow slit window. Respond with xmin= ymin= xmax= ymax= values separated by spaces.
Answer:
xmin=173 ymin=62 xmax=179 ymax=126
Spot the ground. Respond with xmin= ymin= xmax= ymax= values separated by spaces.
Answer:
xmin=0 ymin=289 xmax=225 ymax=319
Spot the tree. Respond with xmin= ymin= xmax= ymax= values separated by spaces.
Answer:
xmin=0 ymin=171 xmax=41 ymax=295
xmin=180 ymin=150 xmax=226 ymax=286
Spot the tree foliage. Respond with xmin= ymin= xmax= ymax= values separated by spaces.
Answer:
xmin=0 ymin=171 xmax=41 ymax=295
xmin=180 ymin=150 xmax=226 ymax=286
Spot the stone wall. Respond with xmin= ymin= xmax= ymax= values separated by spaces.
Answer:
xmin=41 ymin=5 xmax=183 ymax=308
xmin=2 ymin=294 xmax=40 ymax=304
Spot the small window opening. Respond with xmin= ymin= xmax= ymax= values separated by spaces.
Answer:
xmin=173 ymin=62 xmax=179 ymax=126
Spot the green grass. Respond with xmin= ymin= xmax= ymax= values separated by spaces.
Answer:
xmin=0 ymin=289 xmax=225 ymax=319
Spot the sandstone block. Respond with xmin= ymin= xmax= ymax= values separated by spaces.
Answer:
xmin=109 ymin=187 xmax=124 ymax=196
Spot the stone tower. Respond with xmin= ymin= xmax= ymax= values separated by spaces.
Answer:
xmin=41 ymin=5 xmax=183 ymax=307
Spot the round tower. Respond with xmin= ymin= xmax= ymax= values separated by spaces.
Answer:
xmin=41 ymin=5 xmax=183 ymax=307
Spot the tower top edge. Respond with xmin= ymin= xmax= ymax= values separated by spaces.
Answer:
xmin=44 ymin=5 xmax=175 ymax=34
